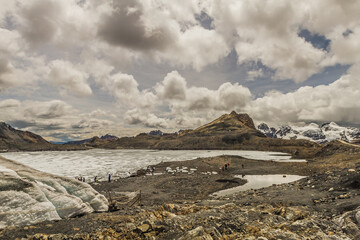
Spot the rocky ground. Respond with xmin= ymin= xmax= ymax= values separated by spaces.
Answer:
xmin=1 ymin=153 xmax=360 ymax=239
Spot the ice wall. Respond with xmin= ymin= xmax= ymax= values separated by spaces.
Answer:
xmin=0 ymin=156 xmax=108 ymax=228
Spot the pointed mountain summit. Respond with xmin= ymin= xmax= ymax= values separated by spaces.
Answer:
xmin=190 ymin=111 xmax=256 ymax=135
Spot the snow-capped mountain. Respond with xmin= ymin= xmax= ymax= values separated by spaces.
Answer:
xmin=258 ymin=122 xmax=360 ymax=143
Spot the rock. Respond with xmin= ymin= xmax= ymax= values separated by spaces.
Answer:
xmin=137 ymin=224 xmax=151 ymax=233
xmin=329 ymin=187 xmax=334 ymax=192
xmin=348 ymin=169 xmax=356 ymax=172
xmin=339 ymin=194 xmax=350 ymax=199
xmin=179 ymin=226 xmax=213 ymax=240
xmin=356 ymin=211 xmax=360 ymax=225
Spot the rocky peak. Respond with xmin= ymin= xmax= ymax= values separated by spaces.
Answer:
xmin=257 ymin=123 xmax=277 ymax=138
xmin=100 ymin=134 xmax=118 ymax=140
xmin=149 ymin=130 xmax=163 ymax=136
xmin=216 ymin=111 xmax=256 ymax=129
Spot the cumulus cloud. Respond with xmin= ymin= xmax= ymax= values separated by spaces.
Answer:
xmin=101 ymin=72 xmax=157 ymax=108
xmin=163 ymin=26 xmax=230 ymax=71
xmin=49 ymin=60 xmax=92 ymax=97
xmin=155 ymin=71 xmax=187 ymax=100
xmin=161 ymin=72 xmax=252 ymax=112
xmin=124 ymin=71 xmax=252 ymax=129
xmin=125 ymin=108 xmax=169 ymax=128
xmin=247 ymin=63 xmax=360 ymax=124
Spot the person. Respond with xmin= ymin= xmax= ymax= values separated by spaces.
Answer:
xmin=224 ymin=164 xmax=227 ymax=170
xmin=241 ymin=164 xmax=244 ymax=169
xmin=82 ymin=177 xmax=85 ymax=182
xmin=94 ymin=176 xmax=97 ymax=183
xmin=108 ymin=173 xmax=111 ymax=182
xmin=152 ymin=166 xmax=155 ymax=175
xmin=227 ymin=163 xmax=230 ymax=168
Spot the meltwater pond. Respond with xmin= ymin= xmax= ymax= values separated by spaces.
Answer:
xmin=212 ymin=174 xmax=306 ymax=197
xmin=0 ymin=149 xmax=305 ymax=181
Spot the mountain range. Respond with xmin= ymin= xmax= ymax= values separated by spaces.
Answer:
xmin=0 ymin=112 xmax=331 ymax=158
xmin=258 ymin=122 xmax=360 ymax=143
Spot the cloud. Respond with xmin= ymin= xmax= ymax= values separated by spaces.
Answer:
xmin=17 ymin=0 xmax=61 ymax=47
xmin=97 ymin=0 xmax=174 ymax=51
xmin=159 ymin=71 xmax=252 ymax=112
xmin=208 ymin=0 xmax=327 ymax=82
xmin=100 ymin=72 xmax=157 ymax=108
xmin=0 ymin=99 xmax=20 ymax=108
xmin=49 ymin=60 xmax=92 ymax=97
xmin=247 ymin=63 xmax=360 ymax=124
xmin=155 ymin=71 xmax=187 ymax=100
xmin=125 ymin=108 xmax=169 ymax=128
xmin=163 ymin=26 xmax=230 ymax=71
xmin=246 ymin=69 xmax=264 ymax=81
xmin=23 ymin=100 xmax=74 ymax=119
xmin=0 ymin=98 xmax=118 ymax=141
xmin=123 ymin=71 xmax=252 ymax=129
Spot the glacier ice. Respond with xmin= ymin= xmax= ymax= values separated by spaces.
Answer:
xmin=0 ymin=156 xmax=108 ymax=229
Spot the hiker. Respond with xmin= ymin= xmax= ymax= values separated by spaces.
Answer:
xmin=152 ymin=166 xmax=155 ymax=175
xmin=221 ymin=166 xmax=224 ymax=171
xmin=227 ymin=163 xmax=230 ymax=168
xmin=225 ymin=164 xmax=227 ymax=170
xmin=108 ymin=173 xmax=111 ymax=182
xmin=94 ymin=176 xmax=97 ymax=183
xmin=241 ymin=164 xmax=244 ymax=169
xmin=82 ymin=177 xmax=85 ymax=182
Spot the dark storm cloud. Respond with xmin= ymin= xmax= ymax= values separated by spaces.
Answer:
xmin=19 ymin=0 xmax=60 ymax=46
xmin=97 ymin=0 xmax=173 ymax=51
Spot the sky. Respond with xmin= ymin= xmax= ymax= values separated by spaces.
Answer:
xmin=1 ymin=0 xmax=360 ymax=142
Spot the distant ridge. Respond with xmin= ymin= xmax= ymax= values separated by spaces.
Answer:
xmin=65 ymin=134 xmax=119 ymax=145
xmin=0 ymin=122 xmax=85 ymax=151
xmin=0 ymin=122 xmax=52 ymax=151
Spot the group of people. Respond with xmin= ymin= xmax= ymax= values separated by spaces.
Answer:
xmin=93 ymin=173 xmax=112 ymax=183
xmin=146 ymin=165 xmax=155 ymax=175
xmin=76 ymin=176 xmax=85 ymax=182
xmin=221 ymin=162 xmax=230 ymax=171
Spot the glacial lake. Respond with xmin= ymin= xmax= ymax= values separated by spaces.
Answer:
xmin=0 ymin=149 xmax=305 ymax=181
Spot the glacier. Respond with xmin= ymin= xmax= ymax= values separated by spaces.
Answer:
xmin=0 ymin=156 xmax=108 ymax=229
xmin=258 ymin=122 xmax=360 ymax=143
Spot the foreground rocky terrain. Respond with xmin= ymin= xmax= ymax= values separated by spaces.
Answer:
xmin=1 ymin=149 xmax=360 ymax=239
